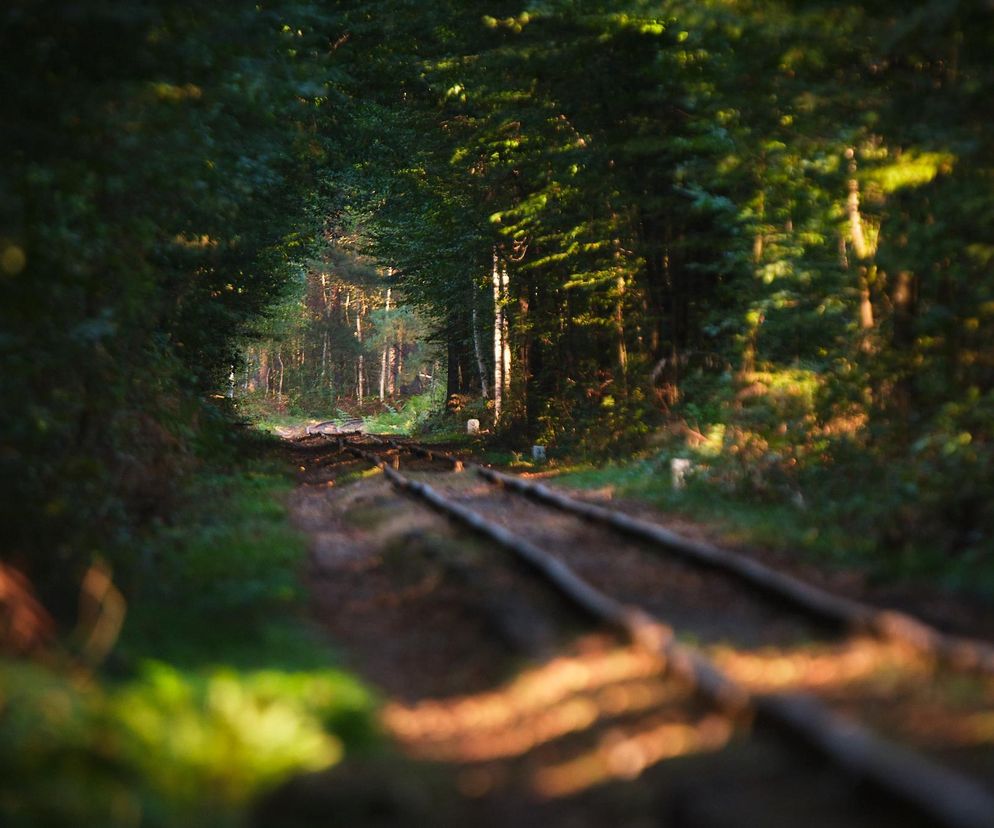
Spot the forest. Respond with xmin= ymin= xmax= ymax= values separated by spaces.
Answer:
xmin=2 ymin=1 xmax=993 ymax=826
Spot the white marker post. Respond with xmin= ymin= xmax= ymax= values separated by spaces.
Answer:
xmin=671 ymin=458 xmax=692 ymax=489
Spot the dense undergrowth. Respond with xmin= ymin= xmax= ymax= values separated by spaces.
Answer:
xmin=0 ymin=430 xmax=377 ymax=828
xmin=239 ymin=387 xmax=449 ymax=437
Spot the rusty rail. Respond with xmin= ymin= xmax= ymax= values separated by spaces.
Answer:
xmin=334 ymin=436 xmax=994 ymax=828
xmin=475 ymin=466 xmax=994 ymax=676
xmin=342 ymin=435 xmax=994 ymax=674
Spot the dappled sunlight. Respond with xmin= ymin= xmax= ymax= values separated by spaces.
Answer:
xmin=112 ymin=664 xmax=364 ymax=803
xmin=382 ymin=641 xmax=734 ymax=796
xmin=383 ymin=644 xmax=672 ymax=762
xmin=713 ymin=636 xmax=994 ymax=751
xmin=711 ymin=636 xmax=930 ymax=694
xmin=532 ymin=712 xmax=733 ymax=798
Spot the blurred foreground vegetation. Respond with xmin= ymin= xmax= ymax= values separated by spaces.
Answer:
xmin=1 ymin=431 xmax=376 ymax=828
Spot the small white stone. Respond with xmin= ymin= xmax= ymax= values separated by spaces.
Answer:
xmin=467 ymin=418 xmax=480 ymax=434
xmin=532 ymin=445 xmax=547 ymax=462
xmin=671 ymin=458 xmax=692 ymax=489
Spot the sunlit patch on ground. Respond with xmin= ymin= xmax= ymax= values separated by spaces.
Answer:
xmin=382 ymin=641 xmax=735 ymax=797
xmin=531 ymin=712 xmax=733 ymax=797
xmin=712 ymin=635 xmax=994 ymax=752
xmin=710 ymin=636 xmax=928 ymax=693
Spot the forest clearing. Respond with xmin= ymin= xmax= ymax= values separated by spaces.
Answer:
xmin=3 ymin=1 xmax=994 ymax=826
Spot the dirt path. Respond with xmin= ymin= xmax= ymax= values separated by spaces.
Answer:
xmin=257 ymin=436 xmax=994 ymax=828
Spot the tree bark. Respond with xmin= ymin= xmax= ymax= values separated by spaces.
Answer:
xmin=846 ymin=148 xmax=875 ymax=333
xmin=615 ymin=273 xmax=628 ymax=380
xmin=356 ymin=303 xmax=364 ymax=403
xmin=492 ymin=249 xmax=504 ymax=424
xmin=472 ymin=293 xmax=489 ymax=399
xmin=379 ymin=287 xmax=391 ymax=402
xmin=501 ymin=262 xmax=511 ymax=394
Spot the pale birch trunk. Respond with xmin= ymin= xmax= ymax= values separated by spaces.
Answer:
xmin=501 ymin=263 xmax=511 ymax=393
xmin=846 ymin=147 xmax=875 ymax=333
xmin=379 ymin=287 xmax=391 ymax=401
xmin=355 ymin=304 xmax=364 ymax=402
xmin=492 ymin=249 xmax=503 ymax=423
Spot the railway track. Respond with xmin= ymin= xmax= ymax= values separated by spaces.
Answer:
xmin=304 ymin=432 xmax=994 ymax=827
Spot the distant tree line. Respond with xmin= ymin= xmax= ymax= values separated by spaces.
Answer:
xmin=241 ymin=250 xmax=438 ymax=415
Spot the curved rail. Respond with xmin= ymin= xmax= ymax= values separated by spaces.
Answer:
xmin=334 ymin=436 xmax=994 ymax=828
xmin=357 ymin=436 xmax=994 ymax=676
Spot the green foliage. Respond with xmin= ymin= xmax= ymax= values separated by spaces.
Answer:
xmin=238 ymin=257 xmax=442 ymax=418
xmin=361 ymin=388 xmax=449 ymax=435
xmin=6 ymin=0 xmax=994 ymax=643
xmin=0 ymin=435 xmax=377 ymax=828
xmin=1 ymin=0 xmax=344 ymax=608
xmin=0 ymin=659 xmax=374 ymax=828
xmin=322 ymin=0 xmax=994 ymax=572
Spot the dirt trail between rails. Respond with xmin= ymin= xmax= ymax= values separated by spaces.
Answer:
xmin=258 ymin=436 xmax=994 ymax=828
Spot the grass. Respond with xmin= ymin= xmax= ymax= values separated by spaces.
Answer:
xmin=0 ymin=431 xmax=378 ymax=828
xmin=555 ymin=458 xmax=853 ymax=557
xmin=552 ymin=452 xmax=994 ymax=599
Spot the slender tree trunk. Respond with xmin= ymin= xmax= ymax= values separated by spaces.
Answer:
xmin=258 ymin=349 xmax=270 ymax=395
xmin=322 ymin=330 xmax=329 ymax=387
xmin=379 ymin=287 xmax=391 ymax=402
xmin=277 ymin=350 xmax=285 ymax=407
xmin=492 ymin=249 xmax=504 ymax=424
xmin=395 ymin=328 xmax=403 ymax=392
xmin=387 ymin=345 xmax=397 ymax=397
xmin=356 ymin=303 xmax=364 ymax=403
xmin=615 ymin=274 xmax=628 ymax=380
xmin=472 ymin=292 xmax=489 ymax=398
xmin=447 ymin=336 xmax=460 ymax=401
xmin=501 ymin=262 xmax=511 ymax=394
xmin=846 ymin=147 xmax=875 ymax=333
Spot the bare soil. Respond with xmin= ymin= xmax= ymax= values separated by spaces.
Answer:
xmin=253 ymin=436 xmax=994 ymax=828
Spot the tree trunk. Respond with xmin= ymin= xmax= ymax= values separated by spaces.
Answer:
xmin=492 ymin=249 xmax=504 ymax=424
xmin=395 ymin=328 xmax=403 ymax=392
xmin=387 ymin=345 xmax=397 ymax=397
xmin=256 ymin=349 xmax=269 ymax=394
xmin=472 ymin=293 xmax=489 ymax=398
xmin=379 ymin=287 xmax=391 ymax=402
xmin=615 ymin=273 xmax=628 ymax=381
xmin=501 ymin=262 xmax=511 ymax=394
xmin=846 ymin=147 xmax=875 ymax=334
xmin=356 ymin=303 xmax=364 ymax=403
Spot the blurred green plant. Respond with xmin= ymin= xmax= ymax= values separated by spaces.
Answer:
xmin=1 ymin=435 xmax=377 ymax=827
xmin=0 ymin=658 xmax=373 ymax=828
